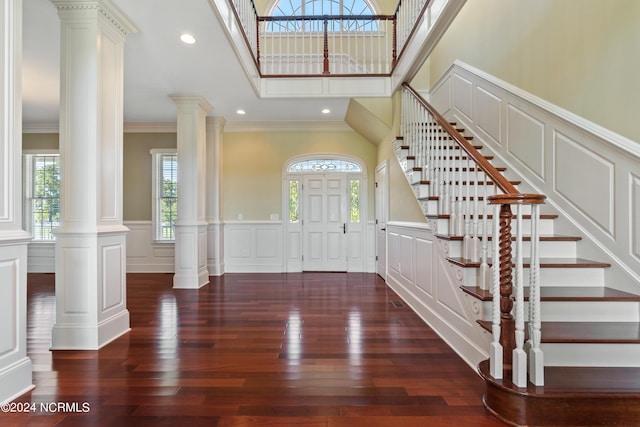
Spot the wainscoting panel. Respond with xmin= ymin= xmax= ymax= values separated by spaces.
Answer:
xmin=430 ymin=61 xmax=640 ymax=293
xmin=0 ymin=259 xmax=17 ymax=355
xmin=385 ymin=222 xmax=490 ymax=369
xmin=554 ymin=131 xmax=614 ymax=236
xmin=27 ymin=241 xmax=55 ymax=273
xmin=633 ymin=173 xmax=640 ymax=262
xmin=430 ymin=75 xmax=452 ymax=116
xmin=124 ymin=221 xmax=174 ymax=273
xmin=225 ymin=221 xmax=283 ymax=273
xmin=475 ymin=86 xmax=502 ymax=145
xmin=453 ymin=73 xmax=473 ymax=122
xmin=507 ymin=103 xmax=545 ymax=180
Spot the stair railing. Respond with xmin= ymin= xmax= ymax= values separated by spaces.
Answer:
xmin=402 ymin=83 xmax=546 ymax=387
xmin=224 ymin=0 xmax=431 ymax=77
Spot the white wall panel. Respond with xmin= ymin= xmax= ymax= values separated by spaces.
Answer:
xmin=399 ymin=234 xmax=414 ymax=282
xmin=0 ymin=260 xmax=16 ymax=355
xmin=388 ymin=232 xmax=399 ymax=272
xmin=385 ymin=222 xmax=490 ymax=369
xmin=475 ymin=86 xmax=502 ymax=145
xmin=631 ymin=173 xmax=640 ymax=261
xmin=507 ymin=104 xmax=545 ymax=179
xmin=124 ymin=222 xmax=174 ymax=273
xmin=430 ymin=75 xmax=451 ymax=114
xmin=453 ymin=73 xmax=473 ymax=121
xmin=555 ymin=131 xmax=614 ymax=236
xmin=102 ymin=244 xmax=123 ymax=311
xmin=225 ymin=221 xmax=283 ymax=272
xmin=415 ymin=237 xmax=433 ymax=296
xmin=256 ymin=228 xmax=278 ymax=258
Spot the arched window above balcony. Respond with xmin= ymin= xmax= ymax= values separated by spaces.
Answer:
xmin=268 ymin=0 xmax=379 ymax=17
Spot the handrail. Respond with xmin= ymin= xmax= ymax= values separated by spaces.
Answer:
xmin=401 ymin=83 xmax=546 ymax=387
xmin=402 ymin=83 xmax=519 ymax=197
xmin=259 ymin=14 xmax=395 ymax=22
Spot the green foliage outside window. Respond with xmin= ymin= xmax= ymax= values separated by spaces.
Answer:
xmin=289 ymin=180 xmax=299 ymax=223
xmin=160 ymin=155 xmax=178 ymax=240
xmin=32 ymin=157 xmax=60 ymax=240
xmin=350 ymin=179 xmax=359 ymax=223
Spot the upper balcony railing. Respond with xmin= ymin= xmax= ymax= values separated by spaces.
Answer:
xmin=228 ymin=0 xmax=430 ymax=76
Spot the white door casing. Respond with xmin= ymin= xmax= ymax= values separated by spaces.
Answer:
xmin=375 ymin=161 xmax=388 ymax=279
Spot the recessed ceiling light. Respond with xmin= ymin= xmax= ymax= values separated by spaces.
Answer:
xmin=321 ymin=108 xmax=331 ymax=114
xmin=180 ymin=33 xmax=196 ymax=44
xmin=236 ymin=109 xmax=246 ymax=115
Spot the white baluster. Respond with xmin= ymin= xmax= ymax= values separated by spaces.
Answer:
xmin=490 ymin=203 xmax=502 ymax=379
xmin=478 ymin=171 xmax=491 ymax=290
xmin=512 ymin=204 xmax=527 ymax=387
xmin=463 ymin=156 xmax=472 ymax=260
xmin=528 ymin=203 xmax=544 ymax=385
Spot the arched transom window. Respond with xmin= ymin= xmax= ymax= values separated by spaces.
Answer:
xmin=270 ymin=0 xmax=377 ymax=17
xmin=287 ymin=158 xmax=362 ymax=173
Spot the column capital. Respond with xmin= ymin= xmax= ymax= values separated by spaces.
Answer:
xmin=207 ymin=116 xmax=227 ymax=133
xmin=50 ymin=0 xmax=138 ymax=36
xmin=170 ymin=95 xmax=214 ymax=113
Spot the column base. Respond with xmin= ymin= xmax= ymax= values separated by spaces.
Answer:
xmin=51 ymin=309 xmax=131 ymax=350
xmin=53 ymin=228 xmax=130 ymax=350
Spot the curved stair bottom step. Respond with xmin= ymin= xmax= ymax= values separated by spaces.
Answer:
xmin=478 ymin=359 xmax=640 ymax=426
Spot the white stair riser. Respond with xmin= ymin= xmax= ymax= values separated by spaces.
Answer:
xmin=475 ymin=300 xmax=639 ymax=322
xmin=446 ymin=239 xmax=576 ymax=259
xmin=542 ymin=343 xmax=640 ymax=367
xmin=461 ymin=266 xmax=606 ymax=288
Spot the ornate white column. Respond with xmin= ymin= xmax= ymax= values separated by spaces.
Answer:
xmin=51 ymin=0 xmax=136 ymax=349
xmin=206 ymin=116 xmax=225 ymax=276
xmin=172 ymin=96 xmax=212 ymax=289
xmin=0 ymin=0 xmax=34 ymax=403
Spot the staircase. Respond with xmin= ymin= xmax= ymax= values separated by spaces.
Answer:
xmin=395 ymin=84 xmax=640 ymax=425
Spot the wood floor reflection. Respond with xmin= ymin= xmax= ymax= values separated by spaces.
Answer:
xmin=4 ymin=272 xmax=505 ymax=426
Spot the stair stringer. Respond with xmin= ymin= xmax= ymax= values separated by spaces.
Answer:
xmin=385 ymin=219 xmax=492 ymax=370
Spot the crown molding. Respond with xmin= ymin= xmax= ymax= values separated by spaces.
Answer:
xmin=224 ymin=120 xmax=352 ymax=133
xmin=23 ymin=120 xmax=353 ymax=134
xmin=124 ymin=122 xmax=177 ymax=133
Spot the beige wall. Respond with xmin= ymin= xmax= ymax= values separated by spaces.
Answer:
xmin=23 ymin=133 xmax=58 ymax=150
xmin=428 ymin=0 xmax=640 ymax=143
xmin=375 ymin=90 xmax=428 ymax=223
xmin=223 ymin=129 xmax=377 ymax=220
xmin=123 ymin=133 xmax=176 ymax=221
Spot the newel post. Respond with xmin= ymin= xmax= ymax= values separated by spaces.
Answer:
xmin=498 ymin=203 xmax=515 ymax=367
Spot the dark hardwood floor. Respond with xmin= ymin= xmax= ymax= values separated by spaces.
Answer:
xmin=2 ymin=272 xmax=505 ymax=426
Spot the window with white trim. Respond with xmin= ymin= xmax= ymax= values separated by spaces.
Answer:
xmin=23 ymin=153 xmax=60 ymax=240
xmin=151 ymin=149 xmax=178 ymax=241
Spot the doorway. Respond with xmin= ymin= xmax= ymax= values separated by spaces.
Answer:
xmin=283 ymin=156 xmax=366 ymax=272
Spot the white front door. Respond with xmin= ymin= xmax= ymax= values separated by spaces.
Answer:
xmin=302 ymin=174 xmax=347 ymax=271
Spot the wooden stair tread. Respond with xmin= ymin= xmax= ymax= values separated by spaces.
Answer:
xmin=479 ymin=359 xmax=640 ymax=396
xmin=461 ymin=285 xmax=640 ymax=302
xmin=478 ymin=360 xmax=640 ymax=425
xmin=447 ymin=257 xmax=611 ymax=268
xmin=411 ymin=178 xmax=520 ymax=185
xmin=436 ymin=234 xmax=580 ymax=242
xmin=477 ymin=320 xmax=640 ymax=343
xmin=427 ymin=213 xmax=558 ymax=220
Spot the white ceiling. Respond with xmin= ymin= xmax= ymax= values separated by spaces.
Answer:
xmin=22 ymin=0 xmax=352 ymax=128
